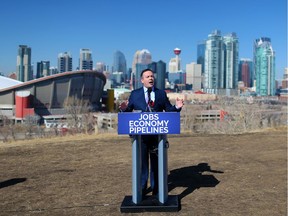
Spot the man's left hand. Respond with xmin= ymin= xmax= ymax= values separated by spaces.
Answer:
xmin=176 ymin=97 xmax=184 ymax=109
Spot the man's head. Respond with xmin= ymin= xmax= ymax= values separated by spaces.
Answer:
xmin=141 ymin=69 xmax=154 ymax=88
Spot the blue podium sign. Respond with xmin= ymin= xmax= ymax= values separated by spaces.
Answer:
xmin=119 ymin=111 xmax=181 ymax=211
xmin=118 ymin=112 xmax=180 ymax=135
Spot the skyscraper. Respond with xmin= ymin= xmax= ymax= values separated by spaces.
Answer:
xmin=95 ymin=62 xmax=105 ymax=73
xmin=203 ymin=30 xmax=240 ymax=94
xmin=223 ymin=33 xmax=239 ymax=89
xmin=281 ymin=68 xmax=288 ymax=89
xmin=50 ymin=67 xmax=58 ymax=75
xmin=79 ymin=48 xmax=93 ymax=70
xmin=58 ymin=52 xmax=72 ymax=73
xmin=17 ymin=45 xmax=33 ymax=82
xmin=239 ymin=58 xmax=253 ymax=87
xmin=131 ymin=49 xmax=152 ymax=71
xmin=197 ymin=41 xmax=206 ymax=74
xmin=186 ymin=62 xmax=202 ymax=91
xmin=148 ymin=60 xmax=166 ymax=90
xmin=132 ymin=50 xmax=141 ymax=74
xmin=131 ymin=49 xmax=152 ymax=89
xmin=36 ymin=61 xmax=50 ymax=78
xmin=254 ymin=37 xmax=276 ymax=96
xmin=134 ymin=63 xmax=149 ymax=89
xmin=113 ymin=50 xmax=127 ymax=80
xmin=204 ymin=30 xmax=224 ymax=90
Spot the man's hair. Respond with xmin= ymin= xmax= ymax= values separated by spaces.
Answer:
xmin=140 ymin=68 xmax=154 ymax=77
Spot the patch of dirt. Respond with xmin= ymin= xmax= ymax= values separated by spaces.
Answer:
xmin=0 ymin=129 xmax=287 ymax=216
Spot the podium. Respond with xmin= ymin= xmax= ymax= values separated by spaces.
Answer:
xmin=118 ymin=112 xmax=181 ymax=213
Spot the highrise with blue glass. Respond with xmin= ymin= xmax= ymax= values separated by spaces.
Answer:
xmin=197 ymin=41 xmax=206 ymax=75
xmin=148 ymin=60 xmax=166 ymax=90
xmin=204 ymin=30 xmax=239 ymax=93
xmin=254 ymin=37 xmax=276 ymax=96
xmin=113 ymin=50 xmax=127 ymax=80
xmin=223 ymin=33 xmax=239 ymax=89
xmin=36 ymin=61 xmax=50 ymax=78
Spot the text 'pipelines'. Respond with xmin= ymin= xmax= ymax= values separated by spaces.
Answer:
xmin=129 ymin=113 xmax=169 ymax=134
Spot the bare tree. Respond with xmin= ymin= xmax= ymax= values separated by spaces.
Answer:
xmin=201 ymin=96 xmax=274 ymax=134
xmin=181 ymin=104 xmax=202 ymax=132
xmin=64 ymin=96 xmax=91 ymax=133
xmin=0 ymin=115 xmax=10 ymax=142
xmin=81 ymin=112 xmax=96 ymax=134
xmin=0 ymin=115 xmax=21 ymax=142
xmin=24 ymin=115 xmax=40 ymax=139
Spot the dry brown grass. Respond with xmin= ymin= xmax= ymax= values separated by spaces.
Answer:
xmin=0 ymin=128 xmax=287 ymax=216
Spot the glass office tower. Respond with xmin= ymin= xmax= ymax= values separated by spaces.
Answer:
xmin=148 ymin=60 xmax=166 ymax=90
xmin=113 ymin=50 xmax=127 ymax=80
xmin=254 ymin=37 xmax=276 ymax=96
xmin=36 ymin=61 xmax=50 ymax=78
xmin=204 ymin=30 xmax=224 ymax=89
xmin=17 ymin=45 xmax=33 ymax=82
xmin=197 ymin=41 xmax=206 ymax=74
xmin=223 ymin=33 xmax=239 ymax=89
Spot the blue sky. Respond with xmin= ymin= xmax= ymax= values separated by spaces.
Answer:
xmin=0 ymin=0 xmax=287 ymax=79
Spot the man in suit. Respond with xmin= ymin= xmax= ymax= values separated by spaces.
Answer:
xmin=120 ymin=68 xmax=184 ymax=196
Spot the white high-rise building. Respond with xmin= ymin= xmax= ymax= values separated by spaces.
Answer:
xmin=204 ymin=30 xmax=224 ymax=89
xmin=131 ymin=49 xmax=152 ymax=89
xmin=132 ymin=49 xmax=152 ymax=73
xmin=168 ymin=58 xmax=178 ymax=73
xmin=50 ymin=67 xmax=58 ymax=75
xmin=58 ymin=52 xmax=72 ymax=73
xmin=186 ymin=62 xmax=202 ymax=91
xmin=79 ymin=48 xmax=93 ymax=70
xmin=96 ymin=62 xmax=105 ymax=73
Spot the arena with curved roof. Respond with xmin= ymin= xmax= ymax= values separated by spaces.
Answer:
xmin=0 ymin=70 xmax=106 ymax=120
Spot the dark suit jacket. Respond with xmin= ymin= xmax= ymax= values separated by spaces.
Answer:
xmin=124 ymin=87 xmax=180 ymax=144
xmin=124 ymin=87 xmax=181 ymax=113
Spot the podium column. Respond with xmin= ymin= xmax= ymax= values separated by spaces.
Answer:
xmin=132 ymin=135 xmax=142 ymax=204
xmin=158 ymin=134 xmax=168 ymax=204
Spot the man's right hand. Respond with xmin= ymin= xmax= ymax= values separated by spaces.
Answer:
xmin=119 ymin=100 xmax=128 ymax=112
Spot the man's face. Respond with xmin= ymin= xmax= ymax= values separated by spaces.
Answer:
xmin=141 ymin=70 xmax=154 ymax=88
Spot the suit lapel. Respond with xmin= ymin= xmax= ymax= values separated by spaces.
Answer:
xmin=153 ymin=88 xmax=161 ymax=111
xmin=154 ymin=88 xmax=159 ymax=104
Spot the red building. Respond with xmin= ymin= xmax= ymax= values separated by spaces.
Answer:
xmin=241 ymin=62 xmax=250 ymax=87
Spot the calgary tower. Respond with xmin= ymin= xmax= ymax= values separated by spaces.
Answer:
xmin=174 ymin=48 xmax=181 ymax=71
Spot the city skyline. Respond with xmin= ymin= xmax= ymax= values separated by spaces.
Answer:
xmin=0 ymin=0 xmax=287 ymax=79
